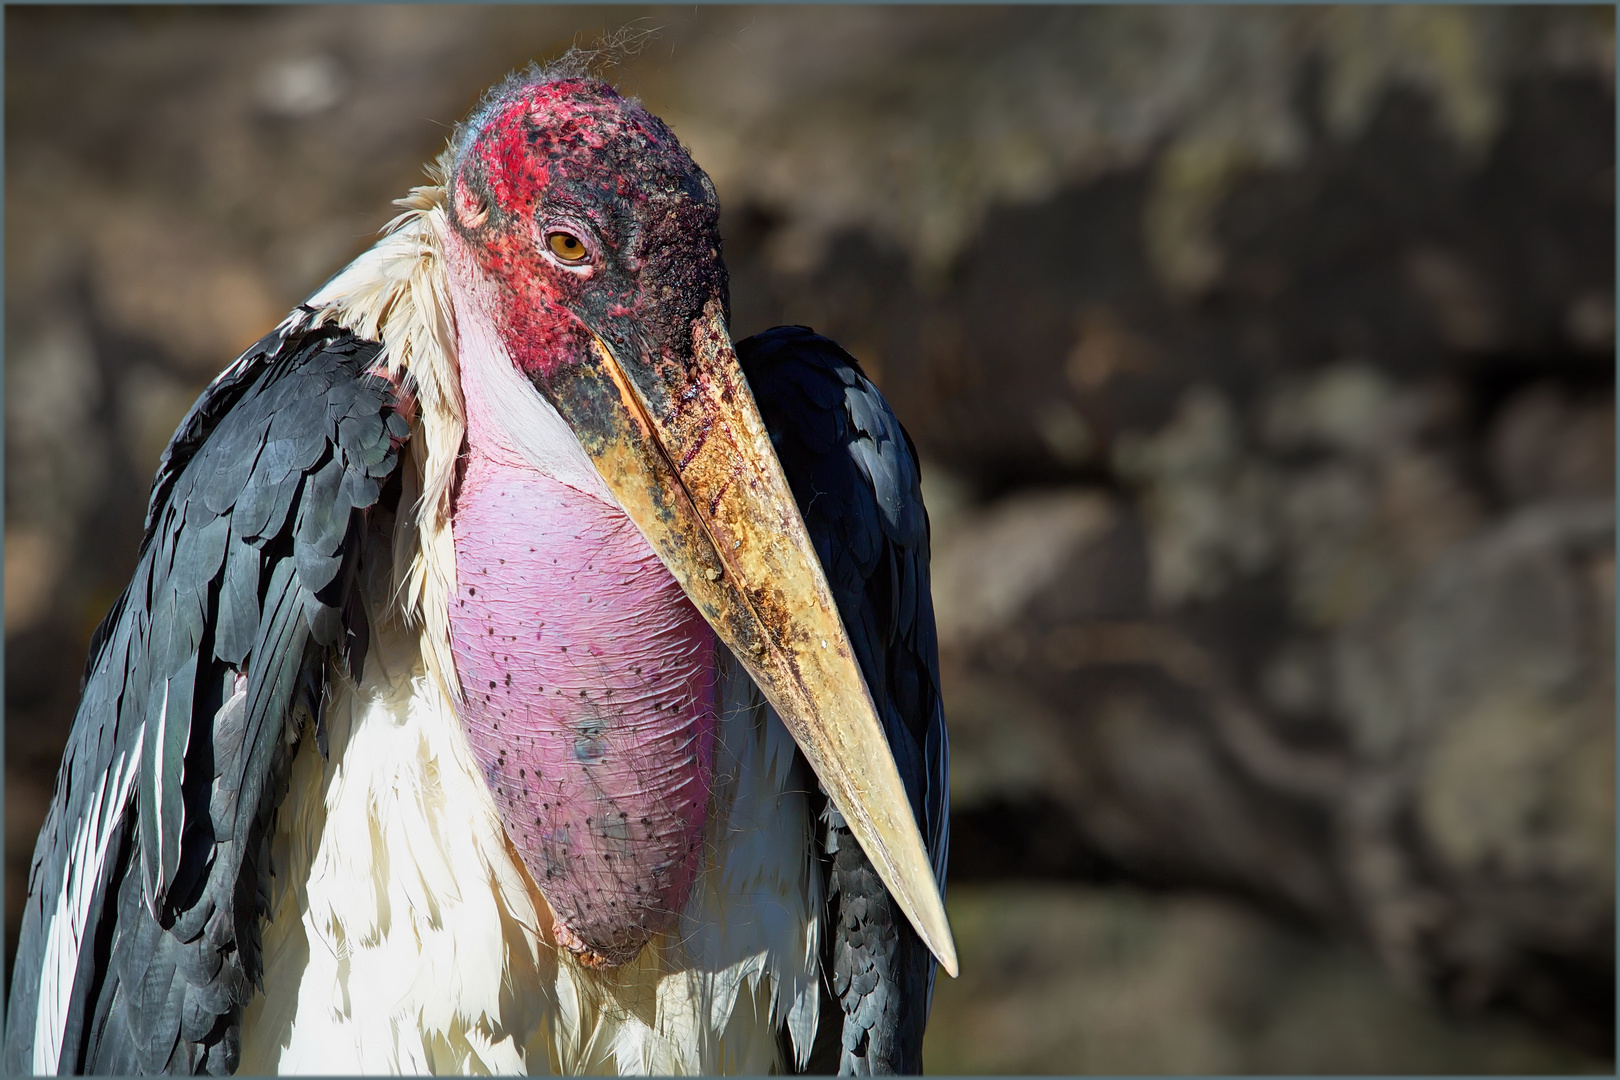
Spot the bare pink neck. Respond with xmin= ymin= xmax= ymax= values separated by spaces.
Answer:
xmin=445 ymin=258 xmax=718 ymax=967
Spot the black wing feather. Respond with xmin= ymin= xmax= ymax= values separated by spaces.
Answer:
xmin=740 ymin=326 xmax=950 ymax=1075
xmin=4 ymin=319 xmax=407 ymax=1075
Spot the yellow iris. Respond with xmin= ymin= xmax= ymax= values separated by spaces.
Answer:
xmin=548 ymin=232 xmax=588 ymax=263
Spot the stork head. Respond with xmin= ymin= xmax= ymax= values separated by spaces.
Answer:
xmin=447 ymin=75 xmax=729 ymax=393
xmin=442 ymin=72 xmax=956 ymax=977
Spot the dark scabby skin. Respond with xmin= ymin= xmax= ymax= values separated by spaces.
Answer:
xmin=446 ymin=75 xmax=731 ymax=416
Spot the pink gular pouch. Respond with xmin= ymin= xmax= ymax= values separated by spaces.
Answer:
xmin=449 ymin=442 xmax=717 ymax=969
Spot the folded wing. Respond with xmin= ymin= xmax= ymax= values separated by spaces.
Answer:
xmin=4 ymin=320 xmax=408 ymax=1075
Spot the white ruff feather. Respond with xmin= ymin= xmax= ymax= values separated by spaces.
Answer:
xmin=238 ymin=152 xmax=823 ymax=1074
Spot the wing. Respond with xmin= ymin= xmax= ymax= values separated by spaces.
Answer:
xmin=4 ymin=318 xmax=409 ymax=1075
xmin=739 ymin=326 xmax=950 ymax=1075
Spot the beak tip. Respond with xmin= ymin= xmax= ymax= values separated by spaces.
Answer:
xmin=901 ymin=875 xmax=958 ymax=977
xmin=924 ymin=912 xmax=959 ymax=978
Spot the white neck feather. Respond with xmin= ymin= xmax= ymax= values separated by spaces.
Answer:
xmin=440 ymin=231 xmax=618 ymax=506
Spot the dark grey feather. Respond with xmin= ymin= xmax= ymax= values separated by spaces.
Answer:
xmin=255 ymin=469 xmax=304 ymax=547
xmin=215 ymin=530 xmax=261 ymax=667
xmin=198 ymin=418 xmax=268 ymax=516
xmin=265 ymin=388 xmax=329 ymax=446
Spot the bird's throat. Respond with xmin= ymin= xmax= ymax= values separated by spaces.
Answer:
xmin=449 ymin=381 xmax=717 ymax=970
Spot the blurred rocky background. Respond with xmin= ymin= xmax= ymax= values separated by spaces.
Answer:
xmin=6 ymin=5 xmax=1614 ymax=1072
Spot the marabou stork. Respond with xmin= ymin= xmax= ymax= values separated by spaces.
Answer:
xmin=5 ymin=67 xmax=953 ymax=1075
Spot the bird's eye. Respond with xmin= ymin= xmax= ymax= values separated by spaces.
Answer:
xmin=546 ymin=231 xmax=590 ymax=264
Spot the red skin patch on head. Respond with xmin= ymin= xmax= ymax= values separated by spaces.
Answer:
xmin=449 ymin=79 xmax=715 ymax=386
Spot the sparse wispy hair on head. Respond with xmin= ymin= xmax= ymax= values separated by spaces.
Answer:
xmin=450 ymin=26 xmax=662 ymax=165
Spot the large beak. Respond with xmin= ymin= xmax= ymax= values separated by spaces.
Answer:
xmin=531 ymin=298 xmax=957 ymax=977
